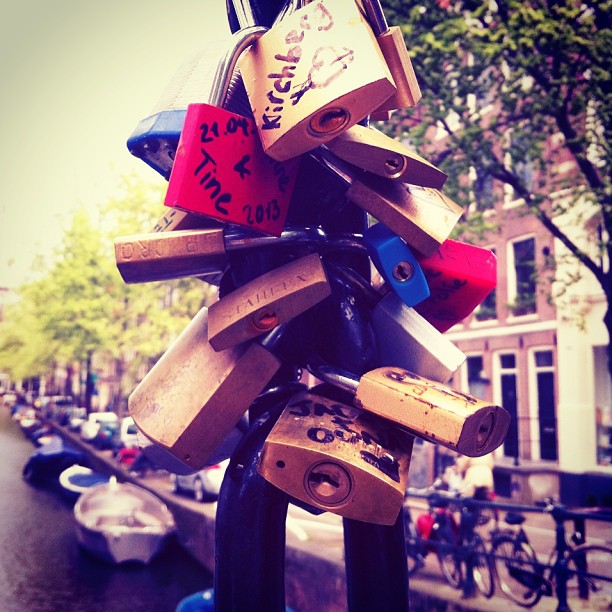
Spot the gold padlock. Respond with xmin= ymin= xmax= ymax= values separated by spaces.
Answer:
xmin=237 ymin=0 xmax=397 ymax=161
xmin=355 ymin=367 xmax=510 ymax=457
xmin=316 ymin=148 xmax=463 ymax=257
xmin=258 ymin=391 xmax=414 ymax=525
xmin=207 ymin=253 xmax=331 ymax=351
xmin=360 ymin=0 xmax=421 ymax=113
xmin=114 ymin=226 xmax=328 ymax=284
xmin=310 ymin=361 xmax=510 ymax=457
xmin=114 ymin=228 xmax=227 ymax=284
xmin=128 ymin=306 xmax=282 ymax=471
xmin=325 ymin=124 xmax=447 ymax=188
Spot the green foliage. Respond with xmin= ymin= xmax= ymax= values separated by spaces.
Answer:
xmin=382 ymin=0 xmax=611 ymax=293
xmin=0 ymin=173 xmax=216 ymax=405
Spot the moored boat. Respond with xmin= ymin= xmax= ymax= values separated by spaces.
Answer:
xmin=73 ymin=477 xmax=175 ymax=564
xmin=59 ymin=464 xmax=110 ymax=502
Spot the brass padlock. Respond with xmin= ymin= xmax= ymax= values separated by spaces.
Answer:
xmin=310 ymin=361 xmax=510 ymax=457
xmin=114 ymin=226 xmax=326 ymax=284
xmin=360 ymin=0 xmax=421 ymax=112
xmin=208 ymin=253 xmax=331 ymax=351
xmin=258 ymin=391 xmax=414 ymax=525
xmin=237 ymin=0 xmax=397 ymax=161
xmin=314 ymin=148 xmax=463 ymax=257
xmin=128 ymin=306 xmax=283 ymax=471
xmin=325 ymin=124 xmax=447 ymax=188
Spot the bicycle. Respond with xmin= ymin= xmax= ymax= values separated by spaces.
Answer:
xmin=490 ymin=507 xmax=612 ymax=608
xmin=404 ymin=488 xmax=495 ymax=597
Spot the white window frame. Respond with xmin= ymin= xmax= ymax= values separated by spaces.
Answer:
xmin=527 ymin=346 xmax=555 ymax=462
xmin=507 ymin=234 xmax=537 ymax=321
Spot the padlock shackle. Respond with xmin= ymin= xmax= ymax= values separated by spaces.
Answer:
xmin=307 ymin=358 xmax=359 ymax=395
xmin=210 ymin=25 xmax=268 ymax=108
xmin=224 ymin=225 xmax=326 ymax=251
xmin=361 ymin=0 xmax=390 ymax=36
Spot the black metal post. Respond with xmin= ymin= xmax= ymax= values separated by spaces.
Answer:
xmin=214 ymin=411 xmax=290 ymax=612
xmin=460 ymin=498 xmax=477 ymax=599
xmin=343 ymin=508 xmax=410 ymax=612
xmin=551 ymin=505 xmax=571 ymax=612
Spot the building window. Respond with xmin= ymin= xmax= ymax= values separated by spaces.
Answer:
xmin=496 ymin=352 xmax=519 ymax=461
xmin=594 ymin=346 xmax=612 ymax=466
xmin=474 ymin=247 xmax=497 ymax=322
xmin=466 ymin=355 xmax=488 ymax=400
xmin=507 ymin=236 xmax=536 ymax=317
xmin=531 ymin=349 xmax=558 ymax=461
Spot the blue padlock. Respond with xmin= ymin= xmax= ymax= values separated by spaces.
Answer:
xmin=364 ymin=222 xmax=430 ymax=307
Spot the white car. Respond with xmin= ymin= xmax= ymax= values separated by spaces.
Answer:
xmin=170 ymin=460 xmax=229 ymax=502
xmin=80 ymin=411 xmax=118 ymax=441
xmin=119 ymin=416 xmax=139 ymax=448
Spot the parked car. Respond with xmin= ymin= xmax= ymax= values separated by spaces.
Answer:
xmin=67 ymin=407 xmax=87 ymax=432
xmin=119 ymin=416 xmax=139 ymax=448
xmin=80 ymin=412 xmax=118 ymax=441
xmin=170 ymin=460 xmax=229 ymax=502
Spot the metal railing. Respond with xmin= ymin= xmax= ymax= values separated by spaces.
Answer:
xmin=405 ymin=489 xmax=612 ymax=608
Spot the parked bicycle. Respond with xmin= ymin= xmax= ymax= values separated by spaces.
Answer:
xmin=404 ymin=487 xmax=494 ymax=597
xmin=490 ymin=505 xmax=612 ymax=608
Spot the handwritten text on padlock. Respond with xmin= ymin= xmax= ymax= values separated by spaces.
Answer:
xmin=164 ymin=104 xmax=300 ymax=236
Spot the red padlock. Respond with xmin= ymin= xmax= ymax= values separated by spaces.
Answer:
xmin=414 ymin=239 xmax=497 ymax=332
xmin=165 ymin=103 xmax=300 ymax=236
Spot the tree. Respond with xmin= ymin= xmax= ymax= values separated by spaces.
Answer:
xmin=0 ymin=173 xmax=215 ymax=411
xmin=381 ymin=0 xmax=611 ymax=375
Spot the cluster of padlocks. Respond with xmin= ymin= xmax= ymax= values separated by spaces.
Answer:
xmin=114 ymin=0 xmax=510 ymax=528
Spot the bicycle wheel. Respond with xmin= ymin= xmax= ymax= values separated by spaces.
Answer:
xmin=566 ymin=545 xmax=612 ymax=604
xmin=472 ymin=536 xmax=495 ymax=598
xmin=436 ymin=533 xmax=463 ymax=589
xmin=491 ymin=534 xmax=542 ymax=607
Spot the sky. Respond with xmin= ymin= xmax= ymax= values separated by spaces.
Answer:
xmin=0 ymin=0 xmax=232 ymax=288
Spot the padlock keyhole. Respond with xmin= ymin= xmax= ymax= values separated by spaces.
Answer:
xmin=392 ymin=261 xmax=414 ymax=283
xmin=308 ymin=107 xmax=350 ymax=137
xmin=306 ymin=462 xmax=352 ymax=505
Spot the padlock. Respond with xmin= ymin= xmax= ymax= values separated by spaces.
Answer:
xmin=237 ymin=0 xmax=397 ymax=161
xmin=128 ymin=306 xmax=286 ymax=471
xmin=363 ymin=222 xmax=430 ymax=308
xmin=127 ymin=36 xmax=253 ymax=179
xmin=114 ymin=225 xmax=326 ymax=284
xmin=164 ymin=27 xmax=302 ymax=236
xmin=314 ymin=148 xmax=463 ymax=257
xmin=134 ymin=417 xmax=248 ymax=475
xmin=258 ymin=390 xmax=414 ymax=525
xmin=309 ymin=360 xmax=510 ymax=457
xmin=414 ymin=239 xmax=497 ymax=332
xmin=360 ymin=0 xmax=421 ymax=113
xmin=327 ymin=261 xmax=465 ymax=383
xmin=325 ymin=124 xmax=447 ymax=188
xmin=207 ymin=253 xmax=331 ymax=351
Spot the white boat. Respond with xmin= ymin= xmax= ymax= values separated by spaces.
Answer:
xmin=59 ymin=464 xmax=110 ymax=502
xmin=74 ymin=477 xmax=175 ymax=564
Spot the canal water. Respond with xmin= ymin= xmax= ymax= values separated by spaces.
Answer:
xmin=0 ymin=407 xmax=213 ymax=612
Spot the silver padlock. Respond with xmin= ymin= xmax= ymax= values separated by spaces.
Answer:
xmin=327 ymin=261 xmax=466 ymax=383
